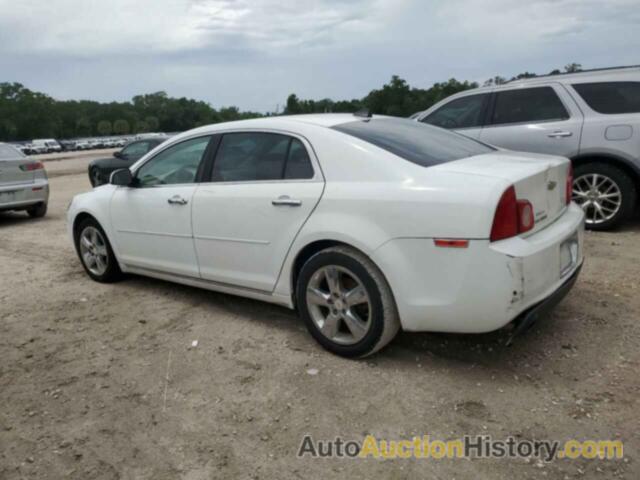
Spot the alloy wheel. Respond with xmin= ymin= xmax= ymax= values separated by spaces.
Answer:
xmin=79 ymin=226 xmax=109 ymax=276
xmin=306 ymin=265 xmax=372 ymax=345
xmin=572 ymin=173 xmax=622 ymax=225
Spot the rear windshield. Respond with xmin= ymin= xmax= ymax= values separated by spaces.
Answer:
xmin=332 ymin=118 xmax=494 ymax=167
xmin=572 ymin=82 xmax=640 ymax=114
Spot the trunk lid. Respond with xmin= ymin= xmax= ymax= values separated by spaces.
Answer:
xmin=0 ymin=159 xmax=36 ymax=187
xmin=435 ymin=150 xmax=570 ymax=234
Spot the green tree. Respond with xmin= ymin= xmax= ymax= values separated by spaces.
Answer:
xmin=113 ymin=119 xmax=130 ymax=134
xmin=564 ymin=63 xmax=582 ymax=73
xmin=145 ymin=116 xmax=159 ymax=131
xmin=134 ymin=120 xmax=149 ymax=133
xmin=76 ymin=117 xmax=91 ymax=136
xmin=97 ymin=120 xmax=112 ymax=136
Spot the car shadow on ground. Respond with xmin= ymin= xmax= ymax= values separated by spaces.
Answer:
xmin=0 ymin=211 xmax=33 ymax=226
xmin=121 ymin=271 xmax=572 ymax=373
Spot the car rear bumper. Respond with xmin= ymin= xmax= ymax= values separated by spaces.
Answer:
xmin=0 ymin=179 xmax=49 ymax=211
xmin=371 ymin=203 xmax=585 ymax=333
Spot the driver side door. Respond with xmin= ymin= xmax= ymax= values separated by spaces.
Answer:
xmin=110 ymin=135 xmax=213 ymax=277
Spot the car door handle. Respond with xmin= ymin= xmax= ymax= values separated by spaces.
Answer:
xmin=272 ymin=195 xmax=302 ymax=207
xmin=167 ymin=195 xmax=188 ymax=205
xmin=547 ymin=131 xmax=573 ymax=138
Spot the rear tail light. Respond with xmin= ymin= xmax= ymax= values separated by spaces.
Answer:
xmin=20 ymin=162 xmax=44 ymax=171
xmin=565 ymin=163 xmax=573 ymax=205
xmin=490 ymin=186 xmax=535 ymax=242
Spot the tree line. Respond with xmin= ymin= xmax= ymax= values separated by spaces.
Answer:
xmin=0 ymin=63 xmax=581 ymax=141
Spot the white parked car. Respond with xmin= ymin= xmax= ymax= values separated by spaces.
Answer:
xmin=32 ymin=139 xmax=62 ymax=153
xmin=67 ymin=115 xmax=584 ymax=357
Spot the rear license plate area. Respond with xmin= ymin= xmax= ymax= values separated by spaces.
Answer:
xmin=0 ymin=191 xmax=15 ymax=203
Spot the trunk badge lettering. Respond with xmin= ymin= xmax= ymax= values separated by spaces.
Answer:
xmin=547 ymin=180 xmax=557 ymax=190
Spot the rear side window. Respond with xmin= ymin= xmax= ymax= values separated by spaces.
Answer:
xmin=572 ymin=82 xmax=640 ymax=114
xmin=212 ymin=133 xmax=314 ymax=182
xmin=332 ymin=118 xmax=494 ymax=167
xmin=490 ymin=87 xmax=569 ymax=125
xmin=422 ymin=93 xmax=488 ymax=129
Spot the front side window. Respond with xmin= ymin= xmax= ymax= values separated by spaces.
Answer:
xmin=422 ymin=93 xmax=488 ymax=129
xmin=135 ymin=136 xmax=211 ymax=187
xmin=332 ymin=118 xmax=494 ymax=167
xmin=572 ymin=82 xmax=640 ymax=114
xmin=212 ymin=133 xmax=314 ymax=182
xmin=122 ymin=141 xmax=150 ymax=158
xmin=490 ymin=87 xmax=569 ymax=125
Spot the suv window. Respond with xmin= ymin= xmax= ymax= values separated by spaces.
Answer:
xmin=332 ymin=118 xmax=494 ymax=167
xmin=136 ymin=136 xmax=211 ymax=187
xmin=572 ymin=82 xmax=640 ymax=114
xmin=422 ymin=93 xmax=488 ymax=129
xmin=212 ymin=133 xmax=313 ymax=182
xmin=490 ymin=87 xmax=569 ymax=125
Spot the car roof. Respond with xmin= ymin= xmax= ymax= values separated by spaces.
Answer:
xmin=505 ymin=65 xmax=640 ymax=87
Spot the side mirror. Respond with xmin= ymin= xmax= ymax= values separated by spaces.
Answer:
xmin=113 ymin=151 xmax=123 ymax=159
xmin=110 ymin=169 xmax=133 ymax=186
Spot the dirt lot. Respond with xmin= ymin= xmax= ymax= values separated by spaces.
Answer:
xmin=1 ymin=155 xmax=639 ymax=479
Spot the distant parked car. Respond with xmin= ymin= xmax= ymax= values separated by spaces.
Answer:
xmin=59 ymin=140 xmax=77 ymax=151
xmin=88 ymin=137 xmax=168 ymax=186
xmin=413 ymin=66 xmax=640 ymax=230
xmin=0 ymin=142 xmax=49 ymax=217
xmin=32 ymin=139 xmax=62 ymax=153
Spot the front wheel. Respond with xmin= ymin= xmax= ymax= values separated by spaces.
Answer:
xmin=296 ymin=246 xmax=400 ymax=358
xmin=572 ymin=163 xmax=637 ymax=231
xmin=74 ymin=218 xmax=122 ymax=282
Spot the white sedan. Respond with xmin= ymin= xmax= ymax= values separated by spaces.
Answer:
xmin=67 ymin=114 xmax=584 ymax=357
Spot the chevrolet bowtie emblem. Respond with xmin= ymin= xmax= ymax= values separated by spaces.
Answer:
xmin=547 ymin=180 xmax=557 ymax=190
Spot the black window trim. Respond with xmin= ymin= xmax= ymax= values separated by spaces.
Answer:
xmin=200 ymin=129 xmax=320 ymax=185
xmin=484 ymin=85 xmax=572 ymax=129
xmin=422 ymin=92 xmax=492 ymax=131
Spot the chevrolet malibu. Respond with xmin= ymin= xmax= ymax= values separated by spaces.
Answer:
xmin=67 ymin=114 xmax=584 ymax=357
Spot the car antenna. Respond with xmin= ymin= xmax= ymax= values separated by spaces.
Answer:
xmin=354 ymin=108 xmax=372 ymax=119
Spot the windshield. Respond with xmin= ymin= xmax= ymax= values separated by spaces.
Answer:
xmin=332 ymin=117 xmax=494 ymax=167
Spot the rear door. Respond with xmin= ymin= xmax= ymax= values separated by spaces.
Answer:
xmin=480 ymin=84 xmax=583 ymax=157
xmin=192 ymin=131 xmax=324 ymax=292
xmin=419 ymin=92 xmax=491 ymax=139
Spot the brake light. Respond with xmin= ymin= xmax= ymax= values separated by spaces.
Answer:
xmin=490 ymin=186 xmax=535 ymax=242
xmin=19 ymin=162 xmax=44 ymax=171
xmin=566 ymin=163 xmax=573 ymax=205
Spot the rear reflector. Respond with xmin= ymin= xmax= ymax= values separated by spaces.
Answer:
xmin=32 ymin=187 xmax=44 ymax=191
xmin=19 ymin=162 xmax=44 ymax=171
xmin=566 ymin=163 xmax=573 ymax=205
xmin=490 ymin=186 xmax=536 ymax=242
xmin=434 ymin=239 xmax=469 ymax=248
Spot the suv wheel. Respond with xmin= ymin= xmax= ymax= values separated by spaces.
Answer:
xmin=296 ymin=246 xmax=400 ymax=358
xmin=572 ymin=162 xmax=637 ymax=231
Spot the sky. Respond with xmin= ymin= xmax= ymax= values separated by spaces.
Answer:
xmin=1 ymin=0 xmax=639 ymax=112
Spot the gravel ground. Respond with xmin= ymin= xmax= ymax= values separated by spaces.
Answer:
xmin=1 ymin=156 xmax=638 ymax=479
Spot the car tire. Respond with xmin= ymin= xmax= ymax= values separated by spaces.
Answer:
xmin=74 ymin=218 xmax=123 ymax=283
xmin=573 ymin=162 xmax=637 ymax=231
xmin=27 ymin=202 xmax=47 ymax=218
xmin=296 ymin=245 xmax=400 ymax=358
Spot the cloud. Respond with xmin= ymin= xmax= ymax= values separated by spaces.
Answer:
xmin=0 ymin=0 xmax=638 ymax=111
xmin=0 ymin=0 xmax=405 ymax=55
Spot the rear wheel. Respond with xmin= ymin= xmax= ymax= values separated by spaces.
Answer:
xmin=572 ymin=163 xmax=637 ymax=231
xmin=75 ymin=218 xmax=122 ymax=282
xmin=296 ymin=246 xmax=400 ymax=358
xmin=27 ymin=202 xmax=47 ymax=218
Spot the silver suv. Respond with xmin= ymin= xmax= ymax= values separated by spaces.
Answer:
xmin=414 ymin=67 xmax=640 ymax=230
